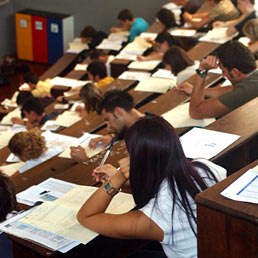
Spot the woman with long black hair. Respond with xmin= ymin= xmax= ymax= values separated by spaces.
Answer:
xmin=77 ymin=116 xmax=226 ymax=258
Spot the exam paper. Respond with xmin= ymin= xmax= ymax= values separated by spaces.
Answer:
xmin=67 ymin=41 xmax=89 ymax=54
xmin=50 ymin=77 xmax=87 ymax=89
xmin=0 ymin=208 xmax=79 ymax=252
xmin=199 ymin=27 xmax=237 ymax=44
xmin=96 ymin=39 xmax=122 ymax=51
xmin=74 ymin=64 xmax=88 ymax=71
xmin=170 ymin=29 xmax=196 ymax=37
xmin=118 ymin=71 xmax=151 ymax=81
xmin=180 ymin=127 xmax=240 ymax=159
xmin=17 ymin=178 xmax=77 ymax=206
xmin=41 ymin=120 xmax=60 ymax=131
xmin=0 ymin=162 xmax=25 ymax=177
xmin=0 ymin=110 xmax=21 ymax=125
xmin=54 ymin=111 xmax=82 ymax=127
xmin=162 ymin=102 xmax=215 ymax=128
xmin=59 ymin=133 xmax=103 ymax=159
xmin=128 ymin=60 xmax=161 ymax=71
xmin=1 ymin=98 xmax=18 ymax=108
xmin=139 ymin=32 xmax=158 ymax=40
xmin=19 ymin=185 xmax=135 ymax=244
xmin=221 ymin=169 xmax=258 ymax=204
xmin=135 ymin=77 xmax=176 ymax=93
xmin=151 ymin=69 xmax=177 ymax=80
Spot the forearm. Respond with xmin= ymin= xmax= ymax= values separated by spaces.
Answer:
xmin=204 ymin=85 xmax=233 ymax=98
xmin=248 ymin=41 xmax=258 ymax=53
xmin=77 ymin=171 xmax=127 ymax=222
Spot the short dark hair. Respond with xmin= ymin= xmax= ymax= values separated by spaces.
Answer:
xmin=216 ymin=40 xmax=256 ymax=73
xmin=156 ymin=8 xmax=177 ymax=30
xmin=163 ymin=46 xmax=194 ymax=75
xmin=80 ymin=26 xmax=97 ymax=38
xmin=101 ymin=90 xmax=134 ymax=113
xmin=117 ymin=9 xmax=134 ymax=21
xmin=24 ymin=71 xmax=38 ymax=84
xmin=155 ymin=31 xmax=182 ymax=48
xmin=79 ymin=83 xmax=103 ymax=114
xmin=16 ymin=91 xmax=33 ymax=106
xmin=87 ymin=60 xmax=107 ymax=79
xmin=23 ymin=97 xmax=44 ymax=115
xmin=0 ymin=173 xmax=17 ymax=222
xmin=90 ymin=49 xmax=108 ymax=60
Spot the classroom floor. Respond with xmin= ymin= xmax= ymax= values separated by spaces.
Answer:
xmin=0 ymin=60 xmax=50 ymax=102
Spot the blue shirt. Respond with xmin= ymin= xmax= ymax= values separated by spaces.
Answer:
xmin=130 ymin=17 xmax=149 ymax=42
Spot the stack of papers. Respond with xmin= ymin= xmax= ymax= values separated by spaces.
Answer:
xmin=59 ymin=133 xmax=103 ymax=159
xmin=17 ymin=185 xmax=135 ymax=244
xmin=1 ymin=98 xmax=18 ymax=108
xmin=170 ymin=29 xmax=196 ymax=37
xmin=50 ymin=77 xmax=87 ymax=89
xmin=199 ymin=27 xmax=237 ymax=44
xmin=97 ymin=39 xmax=123 ymax=51
xmin=54 ymin=111 xmax=82 ymax=127
xmin=162 ymin=102 xmax=215 ymax=128
xmin=134 ymin=77 xmax=176 ymax=93
xmin=180 ymin=127 xmax=240 ymax=159
xmin=221 ymin=169 xmax=258 ymax=204
xmin=128 ymin=60 xmax=161 ymax=71
xmin=118 ymin=71 xmax=151 ymax=81
xmin=66 ymin=38 xmax=89 ymax=54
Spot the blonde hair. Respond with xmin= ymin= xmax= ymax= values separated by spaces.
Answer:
xmin=243 ymin=18 xmax=258 ymax=42
xmin=8 ymin=128 xmax=47 ymax=160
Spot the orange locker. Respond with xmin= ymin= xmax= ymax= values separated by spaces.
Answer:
xmin=16 ymin=13 xmax=33 ymax=61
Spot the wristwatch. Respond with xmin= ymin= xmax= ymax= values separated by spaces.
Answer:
xmin=103 ymin=181 xmax=120 ymax=197
xmin=196 ymin=68 xmax=207 ymax=78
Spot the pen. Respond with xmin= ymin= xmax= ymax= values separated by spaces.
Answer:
xmin=39 ymin=190 xmax=50 ymax=195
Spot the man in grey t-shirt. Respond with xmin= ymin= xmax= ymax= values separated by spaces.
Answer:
xmin=175 ymin=40 xmax=258 ymax=118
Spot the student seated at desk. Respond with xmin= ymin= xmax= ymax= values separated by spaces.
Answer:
xmin=156 ymin=8 xmax=177 ymax=32
xmin=17 ymin=97 xmax=59 ymax=129
xmin=137 ymin=31 xmax=182 ymax=61
xmin=212 ymin=0 xmax=256 ymax=37
xmin=110 ymin=9 xmax=149 ymax=42
xmin=70 ymin=90 xmax=146 ymax=163
xmin=172 ymin=0 xmax=204 ymax=25
xmin=175 ymin=40 xmax=258 ymax=118
xmin=183 ymin=0 xmax=240 ymax=30
xmin=8 ymin=128 xmax=47 ymax=162
xmin=57 ymin=61 xmax=114 ymax=102
xmin=80 ymin=25 xmax=107 ymax=50
xmin=90 ymin=50 xmax=115 ymax=77
xmin=163 ymin=46 xmax=196 ymax=84
xmin=74 ymin=83 xmax=103 ymax=118
xmin=242 ymin=18 xmax=258 ymax=55
xmin=22 ymin=71 xmax=54 ymax=99
xmin=0 ymin=173 xmax=18 ymax=258
xmin=77 ymin=116 xmax=226 ymax=258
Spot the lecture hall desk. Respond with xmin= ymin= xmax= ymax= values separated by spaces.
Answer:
xmin=196 ymin=159 xmax=258 ymax=258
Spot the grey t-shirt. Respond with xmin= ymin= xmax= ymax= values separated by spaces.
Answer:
xmin=219 ymin=70 xmax=258 ymax=111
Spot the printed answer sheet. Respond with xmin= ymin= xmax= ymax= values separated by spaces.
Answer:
xmin=221 ymin=169 xmax=258 ymax=204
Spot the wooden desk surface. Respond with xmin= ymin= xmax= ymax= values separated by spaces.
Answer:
xmin=187 ymin=42 xmax=220 ymax=61
xmin=39 ymin=53 xmax=78 ymax=80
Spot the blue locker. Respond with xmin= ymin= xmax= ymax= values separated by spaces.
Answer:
xmin=47 ymin=18 xmax=63 ymax=64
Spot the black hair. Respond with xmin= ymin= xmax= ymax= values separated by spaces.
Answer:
xmin=87 ymin=60 xmax=107 ymax=79
xmin=156 ymin=8 xmax=177 ymax=30
xmin=117 ymin=9 xmax=134 ymax=21
xmin=24 ymin=71 xmax=38 ymax=84
xmin=23 ymin=97 xmax=44 ymax=115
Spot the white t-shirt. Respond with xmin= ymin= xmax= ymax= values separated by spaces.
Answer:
xmin=139 ymin=159 xmax=226 ymax=258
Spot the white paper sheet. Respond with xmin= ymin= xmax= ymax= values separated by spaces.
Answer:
xmin=135 ymin=77 xmax=176 ymax=93
xmin=59 ymin=133 xmax=103 ymax=159
xmin=54 ymin=111 xmax=82 ymax=127
xmin=0 ymin=162 xmax=25 ymax=177
xmin=118 ymin=71 xmax=151 ymax=81
xmin=162 ymin=102 xmax=215 ymax=128
xmin=170 ymin=29 xmax=196 ymax=37
xmin=74 ymin=64 xmax=88 ymax=71
xmin=96 ymin=39 xmax=122 ymax=51
xmin=1 ymin=98 xmax=18 ymax=108
xmin=139 ymin=32 xmax=158 ymax=40
xmin=221 ymin=169 xmax=258 ymax=204
xmin=0 ymin=110 xmax=22 ymax=125
xmin=151 ymin=69 xmax=177 ymax=80
xmin=128 ymin=60 xmax=161 ymax=70
xmin=41 ymin=120 xmax=60 ymax=131
xmin=180 ymin=127 xmax=240 ymax=159
xmin=199 ymin=27 xmax=237 ymax=44
xmin=50 ymin=77 xmax=87 ymax=89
